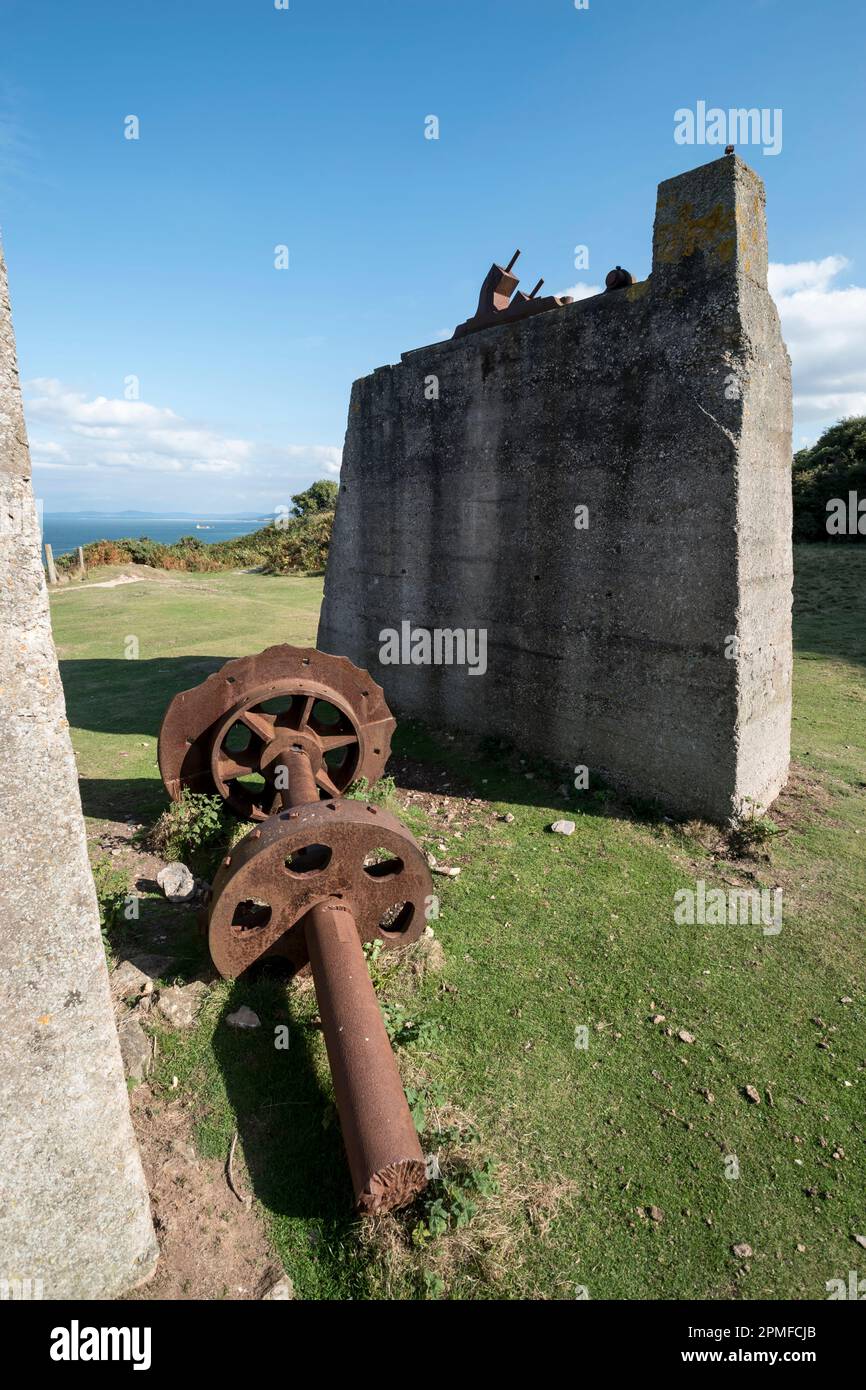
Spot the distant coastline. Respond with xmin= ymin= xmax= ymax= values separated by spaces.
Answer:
xmin=42 ymin=512 xmax=266 ymax=557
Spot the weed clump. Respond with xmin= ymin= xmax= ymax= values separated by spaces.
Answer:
xmin=147 ymin=790 xmax=231 ymax=862
xmin=91 ymin=855 xmax=129 ymax=957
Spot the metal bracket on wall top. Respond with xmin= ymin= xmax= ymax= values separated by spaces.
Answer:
xmin=452 ymin=250 xmax=575 ymax=339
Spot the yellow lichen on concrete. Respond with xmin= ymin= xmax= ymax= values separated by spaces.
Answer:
xmin=625 ymin=279 xmax=650 ymax=302
xmin=655 ymin=198 xmax=736 ymax=267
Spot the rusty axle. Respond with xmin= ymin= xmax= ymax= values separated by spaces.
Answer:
xmin=280 ymin=744 xmax=427 ymax=1212
xmin=306 ymin=900 xmax=427 ymax=1211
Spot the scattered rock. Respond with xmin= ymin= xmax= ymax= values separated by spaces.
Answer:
xmin=550 ymin=820 xmax=576 ymax=836
xmin=117 ymin=1015 xmax=151 ymax=1081
xmin=261 ymin=1275 xmax=294 ymax=1301
xmin=854 ymin=1234 xmax=866 ymax=1250
xmin=498 ymin=813 xmax=515 ymax=824
xmin=732 ymin=1242 xmax=753 ymax=1259
xmin=743 ymin=1085 xmax=761 ymax=1104
xmin=424 ymin=851 xmax=437 ymax=868
xmin=111 ymin=959 xmax=151 ymax=1000
xmin=677 ymin=1029 xmax=695 ymax=1044
xmin=125 ymin=953 xmax=175 ymax=981
xmin=432 ymin=865 xmax=461 ymax=878
xmin=227 ymin=1006 xmax=261 ymax=1030
xmin=156 ymin=862 xmax=196 ymax=903
xmin=651 ymin=1014 xmax=666 ymax=1025
xmin=648 ymin=1206 xmax=664 ymax=1223
xmin=156 ymin=981 xmax=208 ymax=1030
xmin=411 ymin=936 xmax=446 ymax=975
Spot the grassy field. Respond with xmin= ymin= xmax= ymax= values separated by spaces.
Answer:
xmin=50 ymin=548 xmax=866 ymax=1300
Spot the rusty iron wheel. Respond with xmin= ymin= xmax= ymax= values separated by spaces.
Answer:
xmin=158 ymin=645 xmax=396 ymax=820
xmin=207 ymin=799 xmax=432 ymax=979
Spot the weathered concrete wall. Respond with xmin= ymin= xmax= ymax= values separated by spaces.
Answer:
xmin=318 ymin=155 xmax=792 ymax=823
xmin=0 ymin=245 xmax=158 ymax=1297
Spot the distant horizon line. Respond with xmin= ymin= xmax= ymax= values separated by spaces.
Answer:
xmin=41 ymin=509 xmax=268 ymax=518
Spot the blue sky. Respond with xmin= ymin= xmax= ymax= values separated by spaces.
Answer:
xmin=1 ymin=0 xmax=864 ymax=511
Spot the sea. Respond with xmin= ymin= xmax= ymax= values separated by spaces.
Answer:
xmin=41 ymin=512 xmax=265 ymax=558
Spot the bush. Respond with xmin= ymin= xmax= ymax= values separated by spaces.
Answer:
xmin=793 ymin=416 xmax=866 ymax=541
xmin=291 ymin=479 xmax=338 ymax=517
xmin=54 ymin=495 xmax=334 ymax=578
xmin=148 ymin=790 xmax=229 ymax=861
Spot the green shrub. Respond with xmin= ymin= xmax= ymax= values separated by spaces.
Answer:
xmin=291 ymin=479 xmax=338 ymax=517
xmin=148 ymin=790 xmax=229 ymax=861
xmin=793 ymin=416 xmax=866 ymax=541
xmin=346 ymin=774 xmax=397 ymax=809
xmin=91 ymin=855 xmax=129 ymax=952
xmin=54 ymin=500 xmax=334 ymax=578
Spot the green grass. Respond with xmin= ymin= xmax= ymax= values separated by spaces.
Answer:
xmin=50 ymin=548 xmax=866 ymax=1300
xmin=52 ymin=566 xmax=321 ymax=821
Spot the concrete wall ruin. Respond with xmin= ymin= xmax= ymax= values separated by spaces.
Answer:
xmin=0 ymin=244 xmax=158 ymax=1297
xmin=318 ymin=154 xmax=793 ymax=823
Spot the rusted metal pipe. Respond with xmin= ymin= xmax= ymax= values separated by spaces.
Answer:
xmin=305 ymin=899 xmax=427 ymax=1212
xmin=279 ymin=748 xmax=427 ymax=1213
xmin=280 ymin=744 xmax=320 ymax=807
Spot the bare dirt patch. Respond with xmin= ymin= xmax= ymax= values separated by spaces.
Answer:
xmin=127 ymin=1084 xmax=282 ymax=1301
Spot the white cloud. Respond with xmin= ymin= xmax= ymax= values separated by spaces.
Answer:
xmin=281 ymin=444 xmax=342 ymax=475
xmin=556 ymin=281 xmax=604 ymax=301
xmin=768 ymin=256 xmax=848 ymax=296
xmin=25 ymin=379 xmax=252 ymax=473
xmin=768 ymin=257 xmax=866 ymax=426
xmin=23 ymin=378 xmax=342 ymax=503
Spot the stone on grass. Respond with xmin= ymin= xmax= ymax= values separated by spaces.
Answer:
xmin=156 ymin=981 xmax=208 ymax=1029
xmin=227 ymin=1005 xmax=261 ymax=1030
xmin=677 ymin=1029 xmax=695 ymax=1044
xmin=156 ymin=862 xmax=196 ymax=902
xmin=411 ymin=936 xmax=446 ymax=975
xmin=732 ymin=1242 xmax=753 ymax=1259
xmin=117 ymin=1016 xmax=152 ymax=1082
xmin=111 ymin=959 xmax=152 ymax=1000
xmin=550 ymin=820 xmax=576 ymax=836
xmin=743 ymin=1084 xmax=761 ymax=1104
xmin=262 ymin=1275 xmax=294 ymax=1300
xmin=126 ymin=952 xmax=174 ymax=981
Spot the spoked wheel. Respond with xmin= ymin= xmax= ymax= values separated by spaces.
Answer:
xmin=158 ymin=644 xmax=396 ymax=820
xmin=210 ymin=684 xmax=366 ymax=818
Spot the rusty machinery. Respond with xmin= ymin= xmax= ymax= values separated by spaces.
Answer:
xmin=158 ymin=645 xmax=433 ymax=1214
xmin=452 ymin=250 xmax=635 ymax=338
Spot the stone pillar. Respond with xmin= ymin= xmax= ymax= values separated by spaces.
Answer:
xmin=0 ymin=243 xmax=158 ymax=1297
xmin=318 ymin=155 xmax=792 ymax=822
